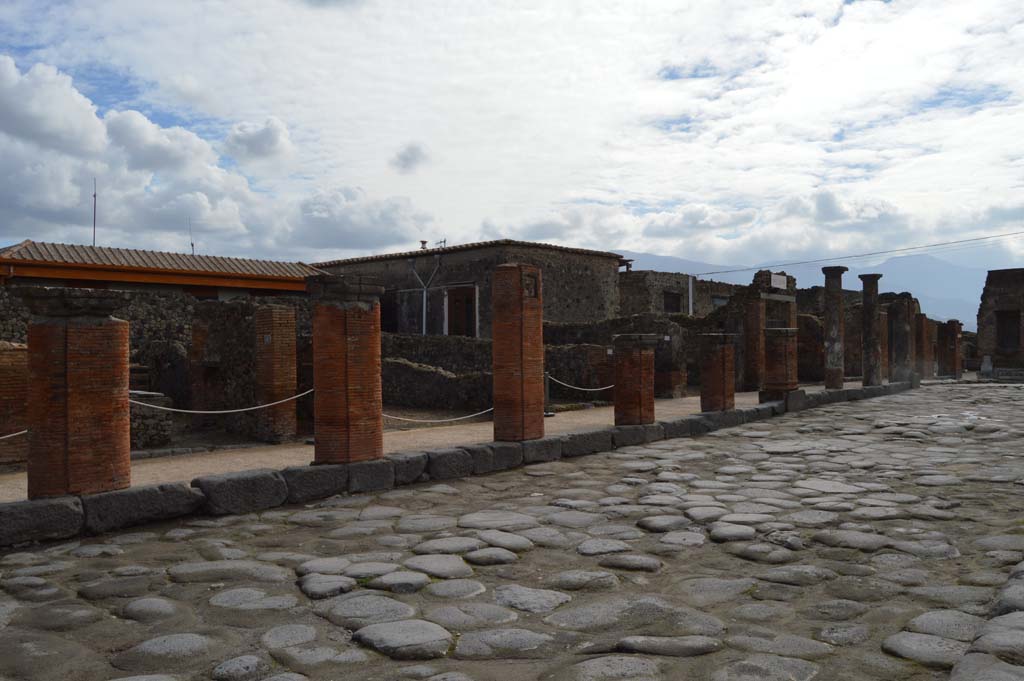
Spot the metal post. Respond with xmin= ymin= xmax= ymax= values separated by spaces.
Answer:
xmin=688 ymin=275 xmax=694 ymax=316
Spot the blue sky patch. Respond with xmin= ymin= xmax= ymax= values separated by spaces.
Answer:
xmin=658 ymin=60 xmax=717 ymax=81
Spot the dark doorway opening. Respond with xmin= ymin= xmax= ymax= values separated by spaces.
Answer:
xmin=447 ymin=286 xmax=476 ymax=337
xmin=996 ymin=310 xmax=1021 ymax=351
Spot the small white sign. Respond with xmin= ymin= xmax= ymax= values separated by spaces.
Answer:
xmin=771 ymin=273 xmax=787 ymax=289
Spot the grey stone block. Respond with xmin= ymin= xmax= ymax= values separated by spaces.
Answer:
xmin=427 ymin=448 xmax=474 ymax=480
xmin=744 ymin=404 xmax=775 ymax=421
xmin=462 ymin=443 xmax=497 ymax=475
xmin=784 ymin=389 xmax=808 ymax=413
xmin=192 ymin=469 xmax=288 ymax=515
xmin=561 ymin=429 xmax=614 ymax=456
xmin=281 ymin=465 xmax=348 ymax=504
xmin=687 ymin=415 xmax=714 ymax=435
xmin=864 ymin=385 xmax=887 ymax=398
xmin=612 ymin=425 xmax=648 ymax=448
xmin=659 ymin=419 xmax=693 ymax=440
xmin=768 ymin=400 xmax=786 ymax=415
xmin=846 ymin=387 xmax=866 ymax=401
xmin=0 ymin=497 xmax=84 ymax=547
xmin=82 ymin=483 xmax=203 ymax=534
xmin=642 ymin=423 xmax=665 ymax=443
xmin=491 ymin=442 xmax=524 ymax=471
xmin=522 ymin=437 xmax=562 ymax=464
xmin=388 ymin=452 xmax=428 ymax=486
xmin=348 ymin=459 xmax=396 ymax=493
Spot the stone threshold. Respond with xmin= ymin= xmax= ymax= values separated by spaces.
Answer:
xmin=0 ymin=382 xmax=913 ymax=549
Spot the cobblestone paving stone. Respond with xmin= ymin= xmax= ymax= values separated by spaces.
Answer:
xmin=2 ymin=383 xmax=1023 ymax=681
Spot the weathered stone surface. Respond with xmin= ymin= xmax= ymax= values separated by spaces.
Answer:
xmin=388 ymin=451 xmax=428 ymax=485
xmin=354 ymin=619 xmax=452 ymax=660
xmin=0 ymin=496 xmax=84 ymax=547
xmin=192 ymin=469 xmax=288 ymax=515
xmin=561 ymin=430 xmax=614 ymax=457
xmin=615 ymin=635 xmax=722 ymax=657
xmin=882 ymin=631 xmax=970 ymax=668
xmin=348 ymin=459 xmax=395 ymax=493
xmin=522 ymin=437 xmax=562 ymax=464
xmin=426 ymin=448 xmax=474 ymax=480
xmin=82 ymin=483 xmax=203 ymax=533
xmin=281 ymin=464 xmax=348 ymax=503
xmin=169 ymin=560 xmax=292 ymax=583
xmin=454 ymin=627 xmax=555 ymax=659
xmin=494 ymin=585 xmax=571 ymax=613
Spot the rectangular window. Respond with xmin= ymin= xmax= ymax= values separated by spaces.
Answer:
xmin=996 ymin=310 xmax=1021 ymax=350
xmin=711 ymin=295 xmax=729 ymax=309
xmin=663 ymin=291 xmax=682 ymax=314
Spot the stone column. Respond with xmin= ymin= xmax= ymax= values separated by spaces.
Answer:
xmin=492 ymin=263 xmax=544 ymax=442
xmin=20 ymin=288 xmax=130 ymax=499
xmin=613 ymin=334 xmax=658 ymax=426
xmin=761 ymin=327 xmax=798 ymax=402
xmin=889 ymin=298 xmax=914 ymax=383
xmin=859 ymin=274 xmax=883 ymax=386
xmin=309 ymin=275 xmax=384 ymax=464
xmin=937 ymin=320 xmax=963 ymax=379
xmin=0 ymin=342 xmax=28 ymax=466
xmin=742 ymin=299 xmax=766 ymax=391
xmin=879 ymin=311 xmax=889 ymax=381
xmin=822 ymin=266 xmax=848 ymax=389
xmin=254 ymin=305 xmax=298 ymax=443
xmin=700 ymin=334 xmax=735 ymax=412
xmin=914 ymin=313 xmax=935 ymax=380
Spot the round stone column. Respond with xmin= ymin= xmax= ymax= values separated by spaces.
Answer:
xmin=309 ymin=275 xmax=384 ymax=464
xmin=20 ymin=287 xmax=130 ymax=499
xmin=613 ymin=334 xmax=658 ymax=426
xmin=822 ymin=266 xmax=848 ymax=389
xmin=761 ymin=327 xmax=798 ymax=401
xmin=492 ymin=263 xmax=545 ymax=442
xmin=859 ymin=274 xmax=883 ymax=386
xmin=700 ymin=334 xmax=735 ymax=412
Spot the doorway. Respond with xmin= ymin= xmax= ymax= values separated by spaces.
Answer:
xmin=446 ymin=286 xmax=477 ymax=337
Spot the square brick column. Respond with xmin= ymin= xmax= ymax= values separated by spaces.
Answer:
xmin=0 ymin=342 xmax=28 ymax=466
xmin=742 ymin=299 xmax=766 ymax=391
xmin=700 ymin=334 xmax=735 ymax=412
xmin=914 ymin=313 xmax=935 ymax=380
xmin=309 ymin=275 xmax=385 ymax=464
xmin=937 ymin=319 xmax=963 ymax=379
xmin=19 ymin=288 xmax=130 ymax=499
xmin=254 ymin=305 xmax=298 ymax=443
xmin=822 ymin=266 xmax=848 ymax=389
xmin=613 ymin=334 xmax=658 ymax=425
xmin=889 ymin=298 xmax=915 ymax=383
xmin=859 ymin=274 xmax=883 ymax=386
xmin=492 ymin=263 xmax=544 ymax=441
xmin=760 ymin=327 xmax=798 ymax=402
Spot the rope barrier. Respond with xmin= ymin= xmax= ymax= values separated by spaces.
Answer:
xmin=383 ymin=408 xmax=494 ymax=423
xmin=0 ymin=430 xmax=27 ymax=440
xmin=128 ymin=388 xmax=315 ymax=414
xmin=547 ymin=374 xmax=615 ymax=392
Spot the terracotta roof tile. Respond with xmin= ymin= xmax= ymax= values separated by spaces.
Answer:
xmin=312 ymin=239 xmax=624 ymax=268
xmin=0 ymin=240 xmax=321 ymax=279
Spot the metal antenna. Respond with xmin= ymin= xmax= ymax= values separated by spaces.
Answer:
xmin=188 ymin=217 xmax=195 ymax=255
xmin=92 ymin=178 xmax=97 ymax=246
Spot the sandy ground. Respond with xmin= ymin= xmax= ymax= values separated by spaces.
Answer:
xmin=0 ymin=381 xmax=863 ymax=503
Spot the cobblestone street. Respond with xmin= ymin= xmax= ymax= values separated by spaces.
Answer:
xmin=2 ymin=383 xmax=1023 ymax=681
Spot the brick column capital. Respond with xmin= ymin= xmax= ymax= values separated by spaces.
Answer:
xmin=858 ymin=273 xmax=883 ymax=286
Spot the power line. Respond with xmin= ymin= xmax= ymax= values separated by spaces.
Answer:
xmin=694 ymin=229 xmax=1024 ymax=276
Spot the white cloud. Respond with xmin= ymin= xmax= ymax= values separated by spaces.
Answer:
xmin=0 ymin=0 xmax=1020 ymax=269
xmin=390 ymin=142 xmax=428 ymax=174
xmin=224 ymin=116 xmax=294 ymax=163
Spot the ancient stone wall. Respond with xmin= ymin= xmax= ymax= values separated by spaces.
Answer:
xmin=617 ymin=271 xmax=740 ymax=318
xmin=977 ymin=268 xmax=1024 ymax=368
xmin=0 ymin=342 xmax=27 ymax=465
xmin=129 ymin=393 xmax=174 ymax=450
xmin=797 ymin=314 xmax=825 ymax=382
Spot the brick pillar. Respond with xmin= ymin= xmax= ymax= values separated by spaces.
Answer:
xmin=822 ymin=266 xmax=848 ymax=389
xmin=889 ymin=298 xmax=914 ymax=382
xmin=700 ymin=334 xmax=735 ymax=412
xmin=879 ymin=311 xmax=889 ymax=381
xmin=760 ymin=327 xmax=798 ymax=402
xmin=937 ymin=319 xmax=963 ymax=379
xmin=254 ymin=305 xmax=297 ymax=443
xmin=859 ymin=274 xmax=883 ymax=386
xmin=914 ymin=313 xmax=935 ymax=380
xmin=613 ymin=334 xmax=657 ymax=425
xmin=492 ymin=263 xmax=544 ymax=441
xmin=309 ymin=275 xmax=384 ymax=464
xmin=20 ymin=288 xmax=130 ymax=499
xmin=742 ymin=299 xmax=765 ymax=391
xmin=0 ymin=342 xmax=28 ymax=466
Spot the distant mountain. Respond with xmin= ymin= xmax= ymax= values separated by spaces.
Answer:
xmin=618 ymin=251 xmax=986 ymax=331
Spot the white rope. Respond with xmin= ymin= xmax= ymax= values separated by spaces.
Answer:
xmin=547 ymin=375 xmax=615 ymax=392
xmin=0 ymin=429 xmax=27 ymax=440
xmin=129 ymin=388 xmax=315 ymax=414
xmin=383 ymin=408 xmax=494 ymax=423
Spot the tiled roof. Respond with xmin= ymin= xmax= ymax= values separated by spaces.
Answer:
xmin=0 ymin=240 xmax=321 ymax=279
xmin=313 ymin=239 xmax=624 ymax=268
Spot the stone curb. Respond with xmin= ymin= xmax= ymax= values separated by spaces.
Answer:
xmin=0 ymin=380 xmax=916 ymax=548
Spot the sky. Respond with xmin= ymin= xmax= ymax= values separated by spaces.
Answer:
xmin=0 ymin=0 xmax=1022 ymax=269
